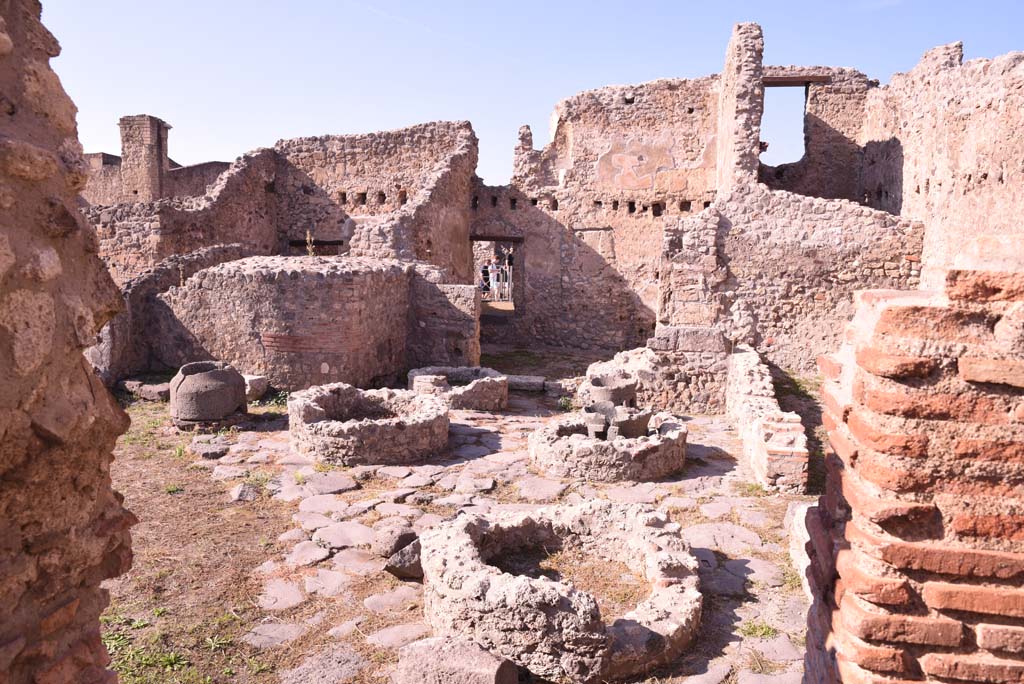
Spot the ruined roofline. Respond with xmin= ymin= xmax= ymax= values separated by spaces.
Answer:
xmin=272 ymin=119 xmax=476 ymax=149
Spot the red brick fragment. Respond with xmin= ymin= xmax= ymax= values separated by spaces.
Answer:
xmin=835 ymin=549 xmax=912 ymax=606
xmin=818 ymin=353 xmax=844 ymax=380
xmin=920 ymin=652 xmax=1024 ymax=683
xmin=952 ymin=514 xmax=1024 ymax=542
xmin=840 ymin=592 xmax=962 ymax=647
xmin=832 ymin=618 xmax=911 ymax=673
xmin=954 ymin=439 xmax=1024 ymax=465
xmin=847 ymin=409 xmax=929 ymax=458
xmin=960 ymin=357 xmax=1024 ymax=389
xmin=846 ymin=521 xmax=1024 ymax=580
xmin=946 ymin=269 xmax=1024 ymax=302
xmin=977 ymin=623 xmax=1024 ymax=655
xmin=856 ymin=346 xmax=937 ymax=379
xmin=922 ymin=581 xmax=1024 ymax=618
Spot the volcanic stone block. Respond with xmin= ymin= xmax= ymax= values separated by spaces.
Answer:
xmin=169 ymin=361 xmax=247 ymax=427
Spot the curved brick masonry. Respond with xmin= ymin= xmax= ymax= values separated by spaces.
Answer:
xmin=420 ymin=500 xmax=702 ymax=682
xmin=288 ymin=382 xmax=448 ymax=466
xmin=528 ymin=412 xmax=687 ymax=482
xmin=802 ymin=273 xmax=1024 ymax=683
xmin=407 ymin=366 xmax=508 ymax=410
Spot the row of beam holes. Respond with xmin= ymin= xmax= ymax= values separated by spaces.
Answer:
xmin=471 ymin=195 xmax=531 ymax=210
xmin=594 ymin=199 xmax=712 ymax=216
xmin=338 ymin=190 xmax=408 ymax=206
xmin=471 ymin=195 xmax=711 ymax=216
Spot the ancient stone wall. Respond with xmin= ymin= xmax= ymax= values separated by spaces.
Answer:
xmin=274 ymin=121 xmax=478 ymax=281
xmin=84 ymin=242 xmax=256 ymax=384
xmin=475 ymin=69 xmax=721 ymax=350
xmin=805 ymin=271 xmax=1024 ymax=683
xmin=85 ymin=148 xmax=279 ymax=286
xmin=656 ymin=23 xmax=923 ymax=379
xmin=715 ymin=23 xmax=763 ymax=191
xmin=407 ymin=268 xmax=481 ymax=370
xmin=759 ymin=66 xmax=877 ymax=202
xmin=163 ymin=160 xmax=230 ymax=198
xmin=860 ymin=42 xmax=1024 ymax=289
xmin=725 ymin=345 xmax=808 ymax=492
xmin=0 ymin=2 xmax=134 ymax=682
xmin=155 ymin=256 xmax=412 ymax=390
xmin=80 ymin=115 xmax=229 ymax=204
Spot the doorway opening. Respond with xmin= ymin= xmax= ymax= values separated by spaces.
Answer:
xmin=471 ymin=236 xmax=521 ymax=317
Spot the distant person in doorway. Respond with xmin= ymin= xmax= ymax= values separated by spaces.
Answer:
xmin=488 ymin=257 xmax=500 ymax=299
xmin=479 ymin=259 xmax=491 ymax=299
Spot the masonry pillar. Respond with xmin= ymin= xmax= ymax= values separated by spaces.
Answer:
xmin=117 ymin=114 xmax=170 ymax=201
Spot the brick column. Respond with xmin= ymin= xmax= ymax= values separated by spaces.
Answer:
xmin=817 ymin=270 xmax=1024 ymax=682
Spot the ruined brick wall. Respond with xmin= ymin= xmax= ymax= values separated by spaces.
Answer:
xmin=726 ymin=345 xmax=808 ymax=492
xmin=274 ymin=121 xmax=478 ymax=281
xmin=84 ymin=243 xmax=255 ymax=384
xmin=85 ymin=148 xmax=279 ymax=286
xmin=154 ymin=256 xmax=412 ymax=390
xmin=715 ymin=22 xmax=763 ymax=191
xmin=759 ymin=66 xmax=877 ymax=202
xmin=809 ymin=272 xmax=1024 ymax=683
xmin=162 ymin=160 xmax=230 ymax=198
xmin=0 ymin=2 xmax=134 ymax=681
xmin=860 ymin=42 xmax=1024 ymax=289
xmin=407 ymin=267 xmax=481 ymax=370
xmin=473 ymin=73 xmax=720 ymax=350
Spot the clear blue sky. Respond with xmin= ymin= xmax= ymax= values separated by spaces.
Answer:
xmin=43 ymin=0 xmax=1023 ymax=184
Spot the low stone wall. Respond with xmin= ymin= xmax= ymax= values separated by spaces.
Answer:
xmin=156 ymin=256 xmax=411 ymax=391
xmin=288 ymin=383 xmax=449 ymax=466
xmin=407 ymin=366 xmax=507 ymax=410
xmin=806 ymin=272 xmax=1024 ymax=683
xmin=420 ymin=501 xmax=702 ymax=682
xmin=725 ymin=346 xmax=808 ymax=492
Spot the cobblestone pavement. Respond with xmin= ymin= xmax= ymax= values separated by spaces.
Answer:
xmin=189 ymin=380 xmax=812 ymax=683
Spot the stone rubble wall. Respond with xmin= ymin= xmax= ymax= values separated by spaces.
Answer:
xmin=85 ymin=120 xmax=479 ymax=288
xmin=84 ymin=242 xmax=256 ymax=384
xmin=859 ymin=42 xmax=1024 ymax=289
xmin=406 ymin=268 xmax=481 ymax=371
xmin=274 ymin=121 xmax=478 ymax=282
xmin=715 ymin=23 xmax=763 ymax=191
xmin=155 ymin=256 xmax=412 ymax=391
xmin=805 ymin=271 xmax=1024 ymax=683
xmin=84 ymin=148 xmax=280 ymax=286
xmin=162 ymin=161 xmax=230 ymax=198
xmin=725 ymin=345 xmax=808 ymax=492
xmin=0 ymin=2 xmax=134 ymax=682
xmin=759 ymin=66 xmax=877 ymax=202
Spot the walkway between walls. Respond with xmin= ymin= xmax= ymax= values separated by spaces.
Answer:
xmin=112 ymin=349 xmax=815 ymax=683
